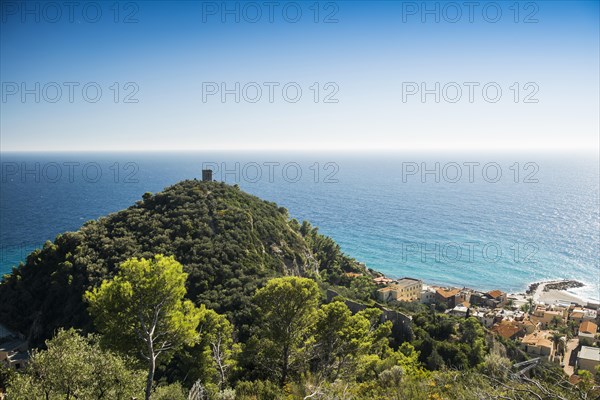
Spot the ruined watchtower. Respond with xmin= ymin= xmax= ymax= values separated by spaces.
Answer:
xmin=202 ymin=169 xmax=213 ymax=182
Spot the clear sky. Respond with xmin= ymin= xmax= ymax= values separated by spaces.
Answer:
xmin=1 ymin=0 xmax=598 ymax=152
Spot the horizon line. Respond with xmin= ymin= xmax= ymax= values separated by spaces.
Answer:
xmin=1 ymin=148 xmax=598 ymax=154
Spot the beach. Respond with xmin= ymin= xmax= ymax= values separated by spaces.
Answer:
xmin=509 ymin=280 xmax=590 ymax=307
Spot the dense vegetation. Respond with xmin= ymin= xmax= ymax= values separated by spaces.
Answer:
xmin=4 ymin=272 xmax=598 ymax=399
xmin=0 ymin=180 xmax=363 ymax=345
xmin=1 ymin=181 xmax=598 ymax=399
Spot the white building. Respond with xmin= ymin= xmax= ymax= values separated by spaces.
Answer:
xmin=472 ymin=310 xmax=496 ymax=328
xmin=447 ymin=305 xmax=469 ymax=318
xmin=420 ymin=286 xmax=436 ymax=304
xmin=577 ymin=346 xmax=600 ymax=375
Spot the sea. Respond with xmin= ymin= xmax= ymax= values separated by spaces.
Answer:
xmin=1 ymin=152 xmax=598 ymax=302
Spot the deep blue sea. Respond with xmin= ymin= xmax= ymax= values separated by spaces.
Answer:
xmin=1 ymin=152 xmax=598 ymax=302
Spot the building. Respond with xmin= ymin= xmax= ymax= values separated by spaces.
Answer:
xmin=492 ymin=320 xmax=523 ymax=340
xmin=377 ymin=278 xmax=422 ymax=303
xmin=472 ymin=310 xmax=496 ymax=328
xmin=395 ymin=278 xmax=423 ymax=301
xmin=420 ymin=286 xmax=436 ymax=304
xmin=435 ymin=288 xmax=461 ymax=308
xmin=469 ymin=290 xmax=507 ymax=308
xmin=570 ymin=307 xmax=598 ymax=325
xmin=202 ymin=169 xmax=213 ymax=182
xmin=469 ymin=291 xmax=486 ymax=307
xmin=0 ymin=324 xmax=28 ymax=371
xmin=578 ymin=321 xmax=598 ymax=346
xmin=373 ymin=276 xmax=394 ymax=285
xmin=0 ymin=338 xmax=28 ymax=370
xmin=456 ymin=290 xmax=471 ymax=306
xmin=486 ymin=290 xmax=507 ymax=307
xmin=531 ymin=305 xmax=567 ymax=328
xmin=520 ymin=331 xmax=555 ymax=360
xmin=518 ymin=319 xmax=538 ymax=335
xmin=577 ymin=346 xmax=600 ymax=375
xmin=447 ymin=304 xmax=469 ymax=318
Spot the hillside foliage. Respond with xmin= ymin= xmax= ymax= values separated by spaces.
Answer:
xmin=0 ymin=180 xmax=364 ymax=345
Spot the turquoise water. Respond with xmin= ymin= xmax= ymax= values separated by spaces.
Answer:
xmin=1 ymin=152 xmax=598 ymax=301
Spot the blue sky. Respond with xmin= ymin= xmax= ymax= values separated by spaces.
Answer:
xmin=1 ymin=0 xmax=598 ymax=151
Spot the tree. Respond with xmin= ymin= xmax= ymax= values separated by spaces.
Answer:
xmin=550 ymin=332 xmax=564 ymax=358
xmin=349 ymin=276 xmax=376 ymax=302
xmin=251 ymin=276 xmax=320 ymax=386
xmin=460 ymin=317 xmax=486 ymax=367
xmin=312 ymin=300 xmax=355 ymax=380
xmin=549 ymin=316 xmax=563 ymax=329
xmin=0 ymin=363 xmax=14 ymax=397
xmin=152 ymin=383 xmax=187 ymax=400
xmin=163 ymin=307 xmax=238 ymax=394
xmin=312 ymin=300 xmax=392 ymax=381
xmin=480 ymin=353 xmax=511 ymax=381
xmin=85 ymin=255 xmax=201 ymax=400
xmin=527 ymin=297 xmax=535 ymax=313
xmin=196 ymin=305 xmax=239 ymax=390
xmin=6 ymin=329 xmax=144 ymax=400
xmin=427 ymin=349 xmax=445 ymax=370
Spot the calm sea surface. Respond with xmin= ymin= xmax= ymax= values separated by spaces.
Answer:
xmin=1 ymin=152 xmax=598 ymax=301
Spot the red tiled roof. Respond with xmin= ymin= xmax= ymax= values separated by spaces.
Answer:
xmin=436 ymin=288 xmax=460 ymax=298
xmin=580 ymin=321 xmax=598 ymax=334
xmin=492 ymin=322 xmax=521 ymax=339
xmin=487 ymin=290 xmax=504 ymax=299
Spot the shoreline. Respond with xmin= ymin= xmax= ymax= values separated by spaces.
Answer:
xmin=505 ymin=280 xmax=592 ymax=307
xmin=520 ymin=280 xmax=591 ymax=306
xmin=381 ymin=272 xmax=593 ymax=307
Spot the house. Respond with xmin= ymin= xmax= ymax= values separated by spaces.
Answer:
xmin=578 ymin=321 xmax=598 ymax=346
xmin=447 ymin=304 xmax=469 ymax=318
xmin=520 ymin=331 xmax=555 ymax=360
xmin=0 ymin=338 xmax=28 ymax=370
xmin=456 ymin=290 xmax=471 ymax=305
xmin=0 ymin=325 xmax=29 ymax=371
xmin=495 ymin=309 xmax=518 ymax=322
xmin=377 ymin=278 xmax=423 ymax=303
xmin=435 ymin=288 xmax=461 ymax=308
xmin=570 ymin=307 xmax=598 ymax=325
xmin=377 ymin=286 xmax=398 ymax=303
xmin=518 ymin=319 xmax=538 ymax=334
xmin=530 ymin=305 xmax=566 ymax=328
xmin=469 ymin=291 xmax=486 ymax=307
xmin=492 ymin=320 xmax=523 ymax=340
xmin=394 ymin=278 xmax=422 ymax=301
xmin=486 ymin=290 xmax=508 ymax=307
xmin=469 ymin=290 xmax=507 ymax=308
xmin=373 ymin=276 xmax=394 ymax=285
xmin=539 ymin=310 xmax=564 ymax=328
xmin=577 ymin=346 xmax=600 ymax=375
xmin=472 ymin=310 xmax=496 ymax=328
xmin=420 ymin=286 xmax=436 ymax=304
xmin=5 ymin=351 xmax=28 ymax=370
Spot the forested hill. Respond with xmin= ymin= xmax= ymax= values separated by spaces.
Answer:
xmin=0 ymin=180 xmax=365 ymax=345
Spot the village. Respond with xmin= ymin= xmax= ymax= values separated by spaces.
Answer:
xmin=368 ymin=274 xmax=600 ymax=380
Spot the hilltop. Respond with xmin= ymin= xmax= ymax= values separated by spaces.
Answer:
xmin=0 ymin=180 xmax=365 ymax=344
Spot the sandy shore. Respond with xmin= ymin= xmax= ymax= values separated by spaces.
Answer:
xmin=509 ymin=280 xmax=588 ymax=306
